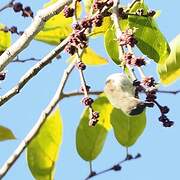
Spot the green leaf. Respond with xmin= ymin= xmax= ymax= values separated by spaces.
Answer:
xmin=35 ymin=0 xmax=81 ymax=45
xmin=104 ymin=26 xmax=121 ymax=65
xmin=76 ymin=96 xmax=112 ymax=161
xmin=0 ymin=24 xmax=11 ymax=55
xmin=158 ymin=35 xmax=180 ymax=85
xmin=121 ymin=1 xmax=170 ymax=63
xmin=90 ymin=17 xmax=112 ymax=37
xmin=27 ymin=108 xmax=63 ymax=180
xmin=83 ymin=0 xmax=93 ymax=13
xmin=0 ymin=125 xmax=16 ymax=141
xmin=111 ymin=108 xmax=146 ymax=147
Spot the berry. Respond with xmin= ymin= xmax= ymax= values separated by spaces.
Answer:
xmin=0 ymin=72 xmax=6 ymax=80
xmin=9 ymin=26 xmax=17 ymax=34
xmin=63 ymin=5 xmax=74 ymax=18
xmin=13 ymin=2 xmax=23 ymax=12
xmin=92 ymin=111 xmax=99 ymax=119
xmin=147 ymin=10 xmax=156 ymax=17
xmin=136 ymin=8 xmax=144 ymax=16
xmin=93 ymin=14 xmax=103 ymax=27
xmin=135 ymin=153 xmax=141 ymax=159
xmin=143 ymin=77 xmax=155 ymax=87
xmin=82 ymin=97 xmax=94 ymax=106
xmin=65 ymin=44 xmax=76 ymax=55
xmin=89 ymin=118 xmax=99 ymax=126
xmin=22 ymin=6 xmax=34 ymax=17
xmin=80 ymin=85 xmax=91 ymax=92
xmin=160 ymin=106 xmax=170 ymax=114
xmin=126 ymin=154 xmax=133 ymax=160
xmin=112 ymin=164 xmax=122 ymax=171
xmin=76 ymin=61 xmax=86 ymax=70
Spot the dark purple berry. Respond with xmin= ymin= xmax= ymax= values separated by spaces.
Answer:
xmin=82 ymin=97 xmax=94 ymax=106
xmin=63 ymin=5 xmax=74 ymax=18
xmin=9 ymin=26 xmax=17 ymax=34
xmin=160 ymin=106 xmax=170 ymax=114
xmin=76 ymin=61 xmax=86 ymax=70
xmin=135 ymin=153 xmax=141 ymax=159
xmin=0 ymin=72 xmax=6 ymax=80
xmin=112 ymin=164 xmax=122 ymax=171
xmin=147 ymin=10 xmax=156 ymax=17
xmin=13 ymin=2 xmax=23 ymax=12
xmin=126 ymin=154 xmax=133 ymax=160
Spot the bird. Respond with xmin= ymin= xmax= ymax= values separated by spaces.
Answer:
xmin=104 ymin=73 xmax=146 ymax=116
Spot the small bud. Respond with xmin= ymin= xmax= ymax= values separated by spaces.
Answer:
xmin=76 ymin=61 xmax=86 ymax=70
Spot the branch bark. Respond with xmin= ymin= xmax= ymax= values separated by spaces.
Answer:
xmin=0 ymin=60 xmax=75 ymax=179
xmin=0 ymin=37 xmax=68 ymax=106
xmin=0 ymin=0 xmax=72 ymax=71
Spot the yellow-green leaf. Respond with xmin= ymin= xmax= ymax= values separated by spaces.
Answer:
xmin=83 ymin=0 xmax=93 ymax=13
xmin=82 ymin=47 xmax=108 ymax=65
xmin=68 ymin=47 xmax=108 ymax=65
xmin=0 ymin=24 xmax=11 ymax=54
xmin=0 ymin=125 xmax=16 ymax=141
xmin=120 ymin=1 xmax=170 ymax=64
xmin=76 ymin=96 xmax=112 ymax=161
xmin=104 ymin=26 xmax=120 ymax=64
xmin=35 ymin=0 xmax=81 ymax=45
xmin=111 ymin=108 xmax=146 ymax=147
xmin=158 ymin=35 xmax=180 ymax=85
xmin=27 ymin=108 xmax=63 ymax=180
xmin=90 ymin=17 xmax=112 ymax=37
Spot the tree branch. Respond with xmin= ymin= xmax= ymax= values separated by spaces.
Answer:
xmin=0 ymin=37 xmax=68 ymax=106
xmin=0 ymin=60 xmax=75 ymax=178
xmin=0 ymin=0 xmax=72 ymax=71
xmin=0 ymin=0 xmax=14 ymax=12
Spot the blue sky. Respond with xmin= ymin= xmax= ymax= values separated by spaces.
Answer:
xmin=0 ymin=0 xmax=180 ymax=180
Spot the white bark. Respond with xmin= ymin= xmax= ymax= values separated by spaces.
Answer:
xmin=0 ymin=0 xmax=72 ymax=71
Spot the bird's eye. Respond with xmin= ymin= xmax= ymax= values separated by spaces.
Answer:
xmin=105 ymin=79 xmax=111 ymax=84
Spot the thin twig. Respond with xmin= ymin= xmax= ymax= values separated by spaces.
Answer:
xmin=0 ymin=0 xmax=14 ymax=12
xmin=0 ymin=37 xmax=68 ymax=107
xmin=12 ymin=57 xmax=41 ymax=63
xmin=0 ymin=60 xmax=75 ymax=179
xmin=125 ymin=0 xmax=140 ymax=12
xmin=85 ymin=153 xmax=141 ymax=180
xmin=111 ymin=0 xmax=137 ymax=81
xmin=0 ymin=0 xmax=72 ymax=71
xmin=60 ymin=89 xmax=180 ymax=100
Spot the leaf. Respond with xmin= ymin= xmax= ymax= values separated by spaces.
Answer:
xmin=121 ymin=1 xmax=170 ymax=63
xmin=90 ymin=17 xmax=112 ymax=37
xmin=0 ymin=125 xmax=16 ymax=141
xmin=0 ymin=24 xmax=11 ymax=54
xmin=76 ymin=96 xmax=112 ymax=161
xmin=110 ymin=108 xmax=146 ymax=147
xmin=158 ymin=35 xmax=180 ymax=85
xmin=27 ymin=108 xmax=63 ymax=180
xmin=68 ymin=47 xmax=108 ymax=65
xmin=82 ymin=47 xmax=108 ymax=65
xmin=104 ymin=26 xmax=121 ymax=65
xmin=35 ymin=0 xmax=81 ymax=45
xmin=83 ymin=0 xmax=94 ymax=13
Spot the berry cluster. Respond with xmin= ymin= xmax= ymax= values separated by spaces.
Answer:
xmin=123 ymin=52 xmax=146 ymax=67
xmin=119 ymin=29 xmax=137 ymax=47
xmin=93 ymin=0 xmax=114 ymax=11
xmin=1 ymin=26 xmax=23 ymax=36
xmin=134 ymin=78 xmax=174 ymax=127
xmin=118 ymin=25 xmax=173 ymax=128
xmin=12 ymin=2 xmax=33 ymax=18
